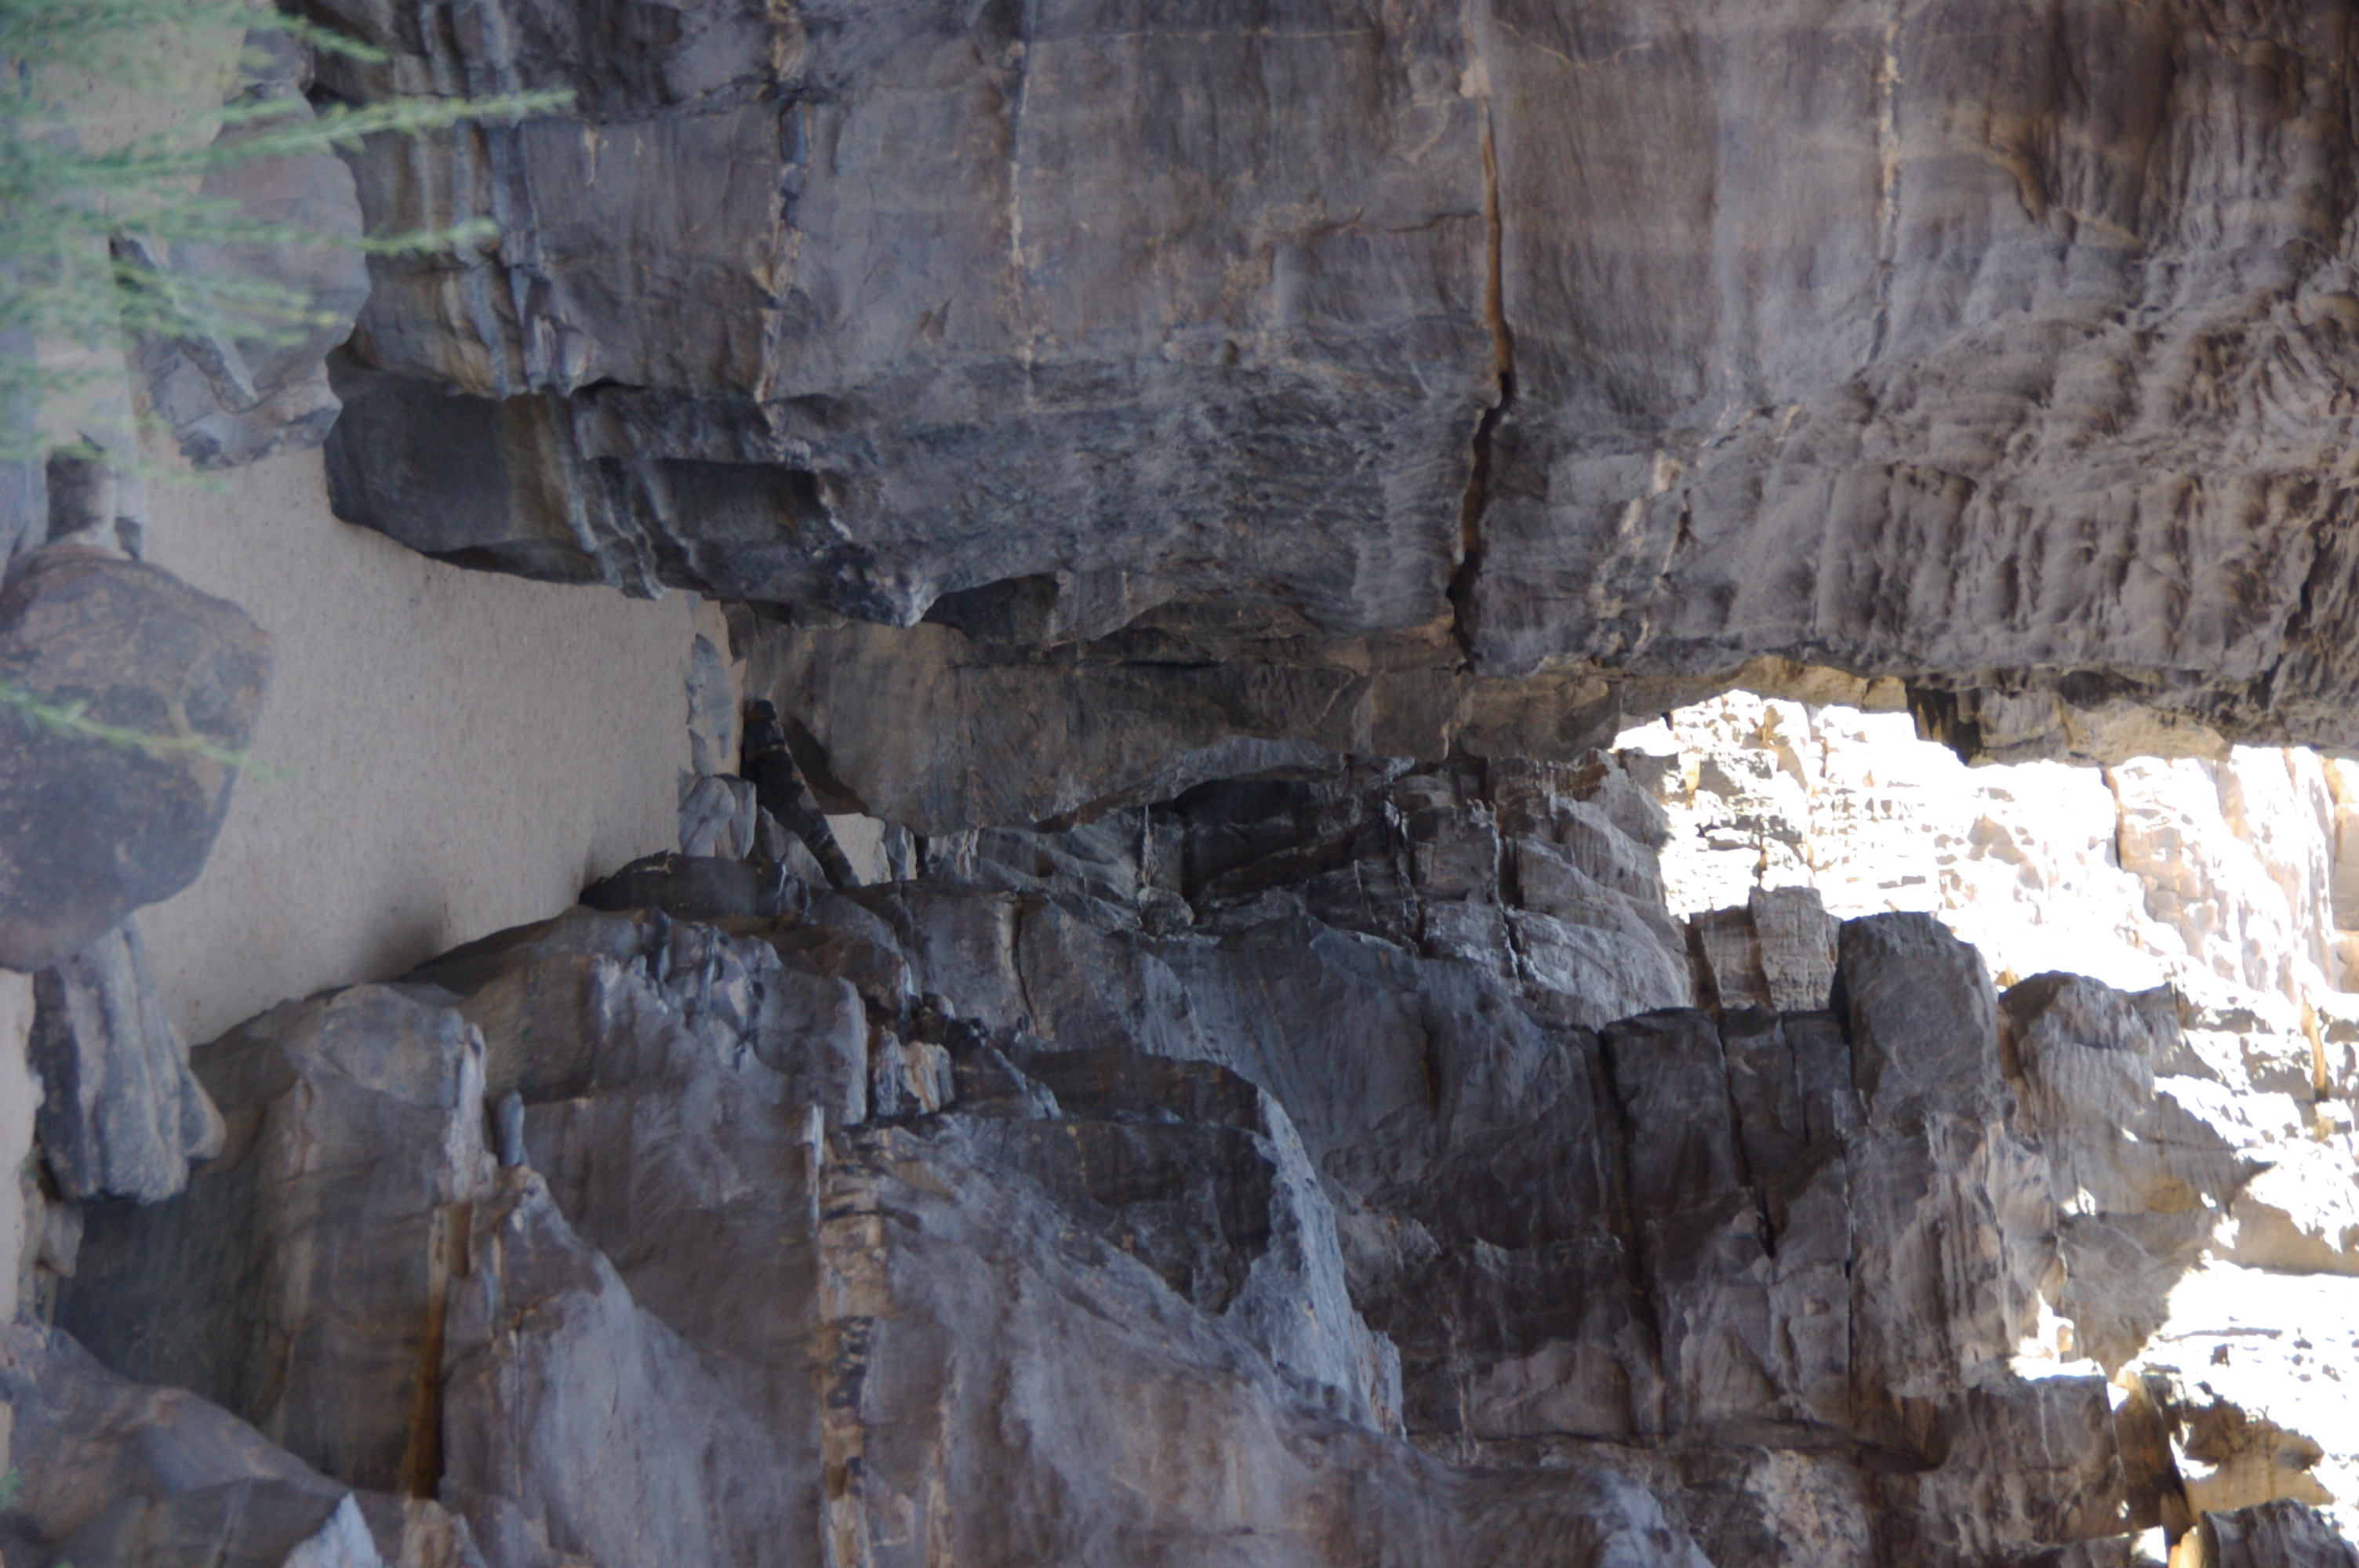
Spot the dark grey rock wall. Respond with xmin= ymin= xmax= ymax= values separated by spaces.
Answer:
xmin=316 ymin=0 xmax=2359 ymax=757
xmin=37 ymin=753 xmax=2340 ymax=1566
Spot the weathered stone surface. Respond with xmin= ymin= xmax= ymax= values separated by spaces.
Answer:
xmin=42 ymin=742 xmax=2359 ymax=1564
xmin=1692 ymin=886 xmax=1840 ymax=1014
xmin=29 ymin=917 xmax=224 ymax=1203
xmin=320 ymin=3 xmax=1494 ymax=628
xmin=0 ymin=1320 xmax=482 ymax=1568
xmin=1999 ymin=972 xmax=2252 ymax=1373
xmin=45 ymin=1489 xmax=386 ymax=1568
xmin=1627 ymin=691 xmax=2359 ymax=1537
xmin=0 ymin=968 xmax=38 ymax=1338
xmin=0 ymin=549 xmax=271 ymax=971
xmin=59 ymin=985 xmax=493 ymax=1494
xmin=27 ymin=6 xmax=2359 ymax=1559
xmin=1868 ymin=1378 xmax=2129 ymax=1566
xmin=674 ymin=770 xmax=756 ymax=858
xmin=449 ymin=905 xmax=871 ymax=1127
xmin=312 ymin=1 xmax=2359 ymax=763
xmin=2204 ymin=1501 xmax=2359 ymax=1568
xmin=682 ymin=630 xmax=736 ymax=777
xmin=737 ymin=614 xmax=1622 ymax=831
xmin=1633 ymin=691 xmax=2359 ymax=1007
xmin=1840 ymin=911 xmax=2002 ymax=1125
xmin=440 ymin=1169 xmax=806 ymax=1568
xmin=130 ymin=31 xmax=372 ymax=471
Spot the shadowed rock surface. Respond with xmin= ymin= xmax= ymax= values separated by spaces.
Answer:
xmin=16 ymin=5 xmax=2359 ymax=1563
xmin=0 ymin=550 xmax=271 ymax=971
xmin=27 ymin=918 xmax=223 ymax=1204
xmin=0 ymin=1320 xmax=483 ymax=1568
xmin=29 ymin=752 xmax=2353 ymax=1566
xmin=314 ymin=0 xmax=2359 ymax=765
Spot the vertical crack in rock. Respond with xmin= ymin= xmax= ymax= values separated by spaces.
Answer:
xmin=398 ymin=1200 xmax=466 ymax=1499
xmin=1715 ymin=1021 xmax=1780 ymax=1265
xmin=1866 ymin=3 xmax=1906 ymax=365
xmin=1587 ymin=1014 xmax=1668 ymax=1413
xmin=1449 ymin=55 xmax=1515 ymax=667
xmin=1005 ymin=0 xmax=1038 ymax=405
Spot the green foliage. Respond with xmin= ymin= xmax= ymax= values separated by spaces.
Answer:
xmin=0 ymin=1468 xmax=71 ymax=1564
xmin=0 ymin=677 xmax=286 ymax=775
xmin=0 ymin=0 xmax=569 ymax=463
xmin=0 ymin=0 xmax=570 ymax=773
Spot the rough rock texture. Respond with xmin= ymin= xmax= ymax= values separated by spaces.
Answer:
xmin=316 ymin=0 xmax=2359 ymax=759
xmin=734 ymin=611 xmax=1621 ymax=833
xmin=3 ymin=20 xmax=374 ymax=574
xmin=0 ymin=1319 xmax=484 ymax=1568
xmin=0 ymin=971 xmax=35 ymax=1348
xmin=1621 ymin=690 xmax=2359 ymax=1542
xmin=42 ymin=746 xmax=2358 ymax=1564
xmin=0 ymin=548 xmax=272 ymax=972
xmin=129 ymin=31 xmax=374 ymax=472
xmin=27 ymin=917 xmax=224 ymax=1203
xmin=60 ymin=984 xmax=495 ymax=1494
xmin=1630 ymin=692 xmax=2359 ymax=1005
xmin=2202 ymin=1500 xmax=2359 ymax=1568
xmin=27 ymin=8 xmax=2359 ymax=1555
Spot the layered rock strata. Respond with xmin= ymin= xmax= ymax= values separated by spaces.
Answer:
xmin=314 ymin=0 xmax=2359 ymax=755
xmin=1624 ymin=691 xmax=2359 ymax=1544
xmin=12 ymin=746 xmax=2350 ymax=1566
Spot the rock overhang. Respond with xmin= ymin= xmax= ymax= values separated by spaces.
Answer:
xmin=304 ymin=0 xmax=2359 ymax=775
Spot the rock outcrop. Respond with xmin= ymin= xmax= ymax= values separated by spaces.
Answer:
xmin=22 ymin=743 xmax=2350 ymax=1565
xmin=314 ymin=0 xmax=2359 ymax=758
xmin=14 ymin=5 xmax=2359 ymax=1563
xmin=0 ymin=1319 xmax=482 ymax=1568
xmin=1624 ymin=689 xmax=2359 ymax=1541
xmin=27 ymin=918 xmax=223 ymax=1205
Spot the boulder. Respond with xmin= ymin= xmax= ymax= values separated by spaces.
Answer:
xmin=0 ymin=549 xmax=270 ymax=971
xmin=28 ymin=916 xmax=224 ymax=1203
xmin=2204 ymin=1501 xmax=2359 ymax=1568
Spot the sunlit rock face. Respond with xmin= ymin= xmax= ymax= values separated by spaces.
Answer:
xmin=1629 ymin=690 xmax=2359 ymax=1544
xmin=1628 ymin=691 xmax=2359 ymax=1006
xmin=311 ymin=0 xmax=2359 ymax=752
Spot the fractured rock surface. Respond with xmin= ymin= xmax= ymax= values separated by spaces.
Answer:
xmin=314 ymin=0 xmax=2359 ymax=757
xmin=27 ymin=918 xmax=224 ymax=1205
xmin=19 ymin=5 xmax=2359 ymax=1558
xmin=30 ymin=747 xmax=2356 ymax=1565
xmin=1630 ymin=691 xmax=2359 ymax=1543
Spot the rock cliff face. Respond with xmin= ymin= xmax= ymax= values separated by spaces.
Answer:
xmin=13 ymin=5 xmax=2359 ymax=1566
xmin=1625 ymin=691 xmax=2359 ymax=1545
xmin=7 ymin=733 xmax=2352 ymax=1566
xmin=313 ymin=0 xmax=2359 ymax=756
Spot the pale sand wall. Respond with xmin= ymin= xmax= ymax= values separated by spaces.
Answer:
xmin=133 ymin=441 xmax=711 ymax=1044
